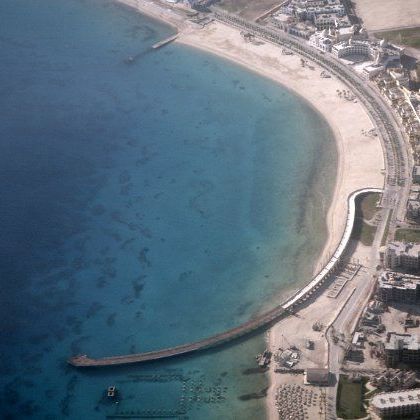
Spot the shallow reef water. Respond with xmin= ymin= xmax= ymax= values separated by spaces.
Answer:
xmin=0 ymin=0 xmax=336 ymax=418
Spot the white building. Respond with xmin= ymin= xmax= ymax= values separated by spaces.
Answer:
xmin=382 ymin=241 xmax=420 ymax=271
xmin=372 ymin=389 xmax=420 ymax=418
xmin=314 ymin=13 xmax=349 ymax=29
xmin=306 ymin=4 xmax=345 ymax=19
xmin=308 ymin=29 xmax=333 ymax=52
xmin=332 ymin=38 xmax=402 ymax=68
xmin=332 ymin=39 xmax=374 ymax=59
xmin=362 ymin=64 xmax=385 ymax=80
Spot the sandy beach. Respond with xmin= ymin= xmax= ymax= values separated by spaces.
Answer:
xmin=115 ymin=0 xmax=186 ymax=29
xmin=116 ymin=0 xmax=385 ymax=285
xmin=178 ymin=21 xmax=385 ymax=278
xmin=176 ymin=22 xmax=385 ymax=419
xmin=175 ymin=22 xmax=388 ymax=419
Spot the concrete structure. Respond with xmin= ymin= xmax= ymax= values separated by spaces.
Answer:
xmin=407 ymin=191 xmax=420 ymax=219
xmin=384 ymin=333 xmax=420 ymax=367
xmin=382 ymin=241 xmax=420 ymax=271
xmin=313 ymin=13 xmax=349 ymax=29
xmin=377 ymin=271 xmax=420 ymax=303
xmin=413 ymin=166 xmax=420 ymax=183
xmin=371 ymin=370 xmax=417 ymax=391
xmin=69 ymin=187 xmax=382 ymax=367
xmin=372 ymin=389 xmax=420 ymax=418
xmin=362 ymin=64 xmax=384 ymax=80
xmin=308 ymin=29 xmax=333 ymax=52
xmin=332 ymin=39 xmax=402 ymax=68
xmin=352 ymin=331 xmax=364 ymax=347
xmin=389 ymin=69 xmax=410 ymax=89
xmin=361 ymin=308 xmax=381 ymax=327
xmin=304 ymin=368 xmax=330 ymax=385
xmin=283 ymin=188 xmax=383 ymax=310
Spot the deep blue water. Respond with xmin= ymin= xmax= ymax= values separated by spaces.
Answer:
xmin=0 ymin=0 xmax=336 ymax=418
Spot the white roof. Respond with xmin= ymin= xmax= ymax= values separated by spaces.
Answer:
xmin=372 ymin=389 xmax=420 ymax=409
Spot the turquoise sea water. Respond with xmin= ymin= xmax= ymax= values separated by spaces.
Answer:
xmin=0 ymin=0 xmax=336 ymax=418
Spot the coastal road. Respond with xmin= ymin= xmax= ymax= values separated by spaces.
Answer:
xmin=325 ymin=208 xmax=389 ymax=418
xmin=208 ymin=10 xmax=411 ymax=419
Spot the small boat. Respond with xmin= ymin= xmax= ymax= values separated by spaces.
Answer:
xmin=124 ymin=56 xmax=135 ymax=64
xmin=101 ymin=385 xmax=121 ymax=404
xmin=107 ymin=386 xmax=116 ymax=398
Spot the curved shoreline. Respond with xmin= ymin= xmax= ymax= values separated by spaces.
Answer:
xmin=114 ymin=0 xmax=385 ymax=298
xmin=176 ymin=22 xmax=385 ymax=288
xmin=68 ymin=187 xmax=382 ymax=367
xmin=174 ymin=23 xmax=384 ymax=420
xmin=111 ymin=3 xmax=386 ymax=418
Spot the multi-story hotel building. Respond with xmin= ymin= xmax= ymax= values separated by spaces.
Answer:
xmin=381 ymin=241 xmax=420 ymax=271
xmin=384 ymin=333 xmax=420 ymax=367
xmin=377 ymin=271 xmax=420 ymax=303
xmin=371 ymin=389 xmax=420 ymax=418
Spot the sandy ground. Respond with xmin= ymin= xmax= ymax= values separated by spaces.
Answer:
xmin=115 ymin=0 xmax=189 ymax=29
xmin=354 ymin=0 xmax=420 ymax=32
xmin=217 ymin=0 xmax=282 ymax=20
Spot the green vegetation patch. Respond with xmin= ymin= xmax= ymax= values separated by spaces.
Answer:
xmin=381 ymin=209 xmax=393 ymax=246
xmin=351 ymin=192 xmax=380 ymax=245
xmin=336 ymin=375 xmax=367 ymax=419
xmin=395 ymin=228 xmax=420 ymax=243
xmin=351 ymin=219 xmax=376 ymax=246
xmin=355 ymin=192 xmax=381 ymax=221
xmin=374 ymin=27 xmax=420 ymax=49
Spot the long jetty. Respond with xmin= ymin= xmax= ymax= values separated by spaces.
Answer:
xmin=68 ymin=188 xmax=381 ymax=368
xmin=152 ymin=34 xmax=178 ymax=49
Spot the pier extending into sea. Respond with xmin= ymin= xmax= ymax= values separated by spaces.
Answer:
xmin=69 ymin=188 xmax=381 ymax=367
xmin=152 ymin=34 xmax=178 ymax=49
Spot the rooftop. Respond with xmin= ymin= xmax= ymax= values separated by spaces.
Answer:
xmin=385 ymin=333 xmax=420 ymax=351
xmin=379 ymin=271 xmax=420 ymax=290
xmin=304 ymin=368 xmax=330 ymax=384
xmin=388 ymin=241 xmax=420 ymax=257
xmin=372 ymin=389 xmax=420 ymax=409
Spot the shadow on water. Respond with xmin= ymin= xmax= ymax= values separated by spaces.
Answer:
xmin=123 ymin=48 xmax=155 ymax=65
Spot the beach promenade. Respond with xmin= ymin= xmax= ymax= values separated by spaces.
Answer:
xmin=69 ymin=189 xmax=380 ymax=367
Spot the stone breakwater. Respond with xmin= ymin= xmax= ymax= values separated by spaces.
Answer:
xmin=69 ymin=188 xmax=381 ymax=367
